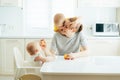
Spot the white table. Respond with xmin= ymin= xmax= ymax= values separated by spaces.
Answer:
xmin=40 ymin=56 xmax=120 ymax=80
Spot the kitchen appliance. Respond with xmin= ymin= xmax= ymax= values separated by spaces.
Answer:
xmin=93 ymin=23 xmax=119 ymax=37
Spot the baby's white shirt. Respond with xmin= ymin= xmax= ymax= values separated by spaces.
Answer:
xmin=29 ymin=50 xmax=45 ymax=66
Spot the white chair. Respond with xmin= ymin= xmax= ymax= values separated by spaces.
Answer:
xmin=13 ymin=47 xmax=41 ymax=80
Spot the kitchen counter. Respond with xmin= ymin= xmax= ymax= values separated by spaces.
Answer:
xmin=0 ymin=35 xmax=53 ymax=39
xmin=1 ymin=35 xmax=120 ymax=39
xmin=40 ymin=56 xmax=120 ymax=80
xmin=87 ymin=36 xmax=120 ymax=40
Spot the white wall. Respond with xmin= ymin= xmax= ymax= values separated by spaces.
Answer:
xmin=0 ymin=7 xmax=118 ymax=37
xmin=0 ymin=7 xmax=23 ymax=36
xmin=75 ymin=7 xmax=117 ymax=36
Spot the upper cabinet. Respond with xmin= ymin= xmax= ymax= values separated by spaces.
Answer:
xmin=77 ymin=0 xmax=120 ymax=7
xmin=0 ymin=0 xmax=22 ymax=8
xmin=117 ymin=8 xmax=120 ymax=24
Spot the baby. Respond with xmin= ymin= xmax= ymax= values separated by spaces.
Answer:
xmin=54 ymin=13 xmax=65 ymax=32
xmin=26 ymin=40 xmax=46 ymax=63
xmin=54 ymin=13 xmax=82 ymax=37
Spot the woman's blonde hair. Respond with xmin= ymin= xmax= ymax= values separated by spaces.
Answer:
xmin=77 ymin=24 xmax=83 ymax=32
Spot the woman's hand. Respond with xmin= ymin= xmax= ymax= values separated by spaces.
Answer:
xmin=67 ymin=53 xmax=75 ymax=60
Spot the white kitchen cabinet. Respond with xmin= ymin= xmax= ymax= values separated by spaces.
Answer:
xmin=0 ymin=39 xmax=24 ymax=75
xmin=0 ymin=39 xmax=2 ymax=74
xmin=0 ymin=0 xmax=22 ymax=7
xmin=117 ymin=8 xmax=120 ymax=24
xmin=24 ymin=38 xmax=52 ymax=61
xmin=87 ymin=38 xmax=120 ymax=56
xmin=76 ymin=0 xmax=120 ymax=7
xmin=1 ymin=37 xmax=120 ymax=75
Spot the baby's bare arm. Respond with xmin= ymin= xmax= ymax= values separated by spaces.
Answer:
xmin=34 ymin=55 xmax=55 ymax=62
xmin=40 ymin=39 xmax=46 ymax=49
xmin=40 ymin=39 xmax=55 ymax=57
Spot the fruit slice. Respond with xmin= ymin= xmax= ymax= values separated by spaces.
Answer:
xmin=64 ymin=54 xmax=69 ymax=60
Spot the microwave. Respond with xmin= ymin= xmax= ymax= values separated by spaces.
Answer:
xmin=93 ymin=23 xmax=119 ymax=37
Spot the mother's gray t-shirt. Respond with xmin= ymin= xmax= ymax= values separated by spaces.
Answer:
xmin=50 ymin=32 xmax=87 ymax=55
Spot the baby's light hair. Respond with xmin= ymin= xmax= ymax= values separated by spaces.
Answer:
xmin=54 ymin=13 xmax=65 ymax=26
xmin=26 ymin=41 xmax=38 ymax=55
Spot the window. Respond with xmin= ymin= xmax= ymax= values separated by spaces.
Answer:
xmin=23 ymin=0 xmax=53 ymax=36
xmin=23 ymin=0 xmax=75 ymax=37
xmin=51 ymin=0 xmax=75 ymax=17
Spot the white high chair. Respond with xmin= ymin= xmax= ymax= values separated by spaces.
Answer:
xmin=13 ymin=47 xmax=41 ymax=80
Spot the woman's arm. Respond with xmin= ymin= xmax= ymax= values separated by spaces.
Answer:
xmin=68 ymin=46 xmax=88 ymax=59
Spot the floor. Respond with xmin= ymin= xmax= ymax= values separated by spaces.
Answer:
xmin=0 ymin=75 xmax=14 ymax=80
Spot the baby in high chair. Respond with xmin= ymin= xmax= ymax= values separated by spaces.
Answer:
xmin=26 ymin=40 xmax=46 ymax=65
